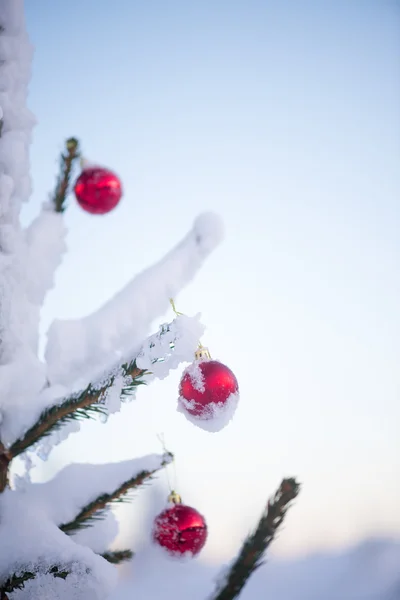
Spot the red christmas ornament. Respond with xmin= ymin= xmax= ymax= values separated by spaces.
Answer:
xmin=152 ymin=491 xmax=207 ymax=557
xmin=178 ymin=347 xmax=239 ymax=431
xmin=74 ymin=166 xmax=122 ymax=214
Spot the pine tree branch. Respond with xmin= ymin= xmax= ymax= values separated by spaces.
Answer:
xmin=209 ymin=478 xmax=300 ymax=600
xmin=60 ymin=452 xmax=173 ymax=535
xmin=0 ymin=566 xmax=69 ymax=595
xmin=101 ymin=549 xmax=134 ymax=564
xmin=0 ymin=443 xmax=11 ymax=493
xmin=9 ymin=361 xmax=146 ymax=459
xmin=53 ymin=138 xmax=80 ymax=212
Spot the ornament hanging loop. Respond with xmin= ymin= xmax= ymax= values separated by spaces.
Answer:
xmin=157 ymin=433 xmax=178 ymax=494
xmin=168 ymin=490 xmax=182 ymax=504
xmin=195 ymin=345 xmax=211 ymax=360
xmin=169 ymin=298 xmax=184 ymax=317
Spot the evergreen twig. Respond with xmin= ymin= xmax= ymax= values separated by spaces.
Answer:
xmin=0 ymin=566 xmax=69 ymax=595
xmin=60 ymin=452 xmax=173 ymax=534
xmin=9 ymin=361 xmax=146 ymax=459
xmin=101 ymin=550 xmax=134 ymax=565
xmin=0 ymin=443 xmax=11 ymax=492
xmin=210 ymin=478 xmax=300 ymax=600
xmin=53 ymin=138 xmax=80 ymax=212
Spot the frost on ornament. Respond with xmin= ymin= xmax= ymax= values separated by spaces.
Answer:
xmin=177 ymin=358 xmax=239 ymax=433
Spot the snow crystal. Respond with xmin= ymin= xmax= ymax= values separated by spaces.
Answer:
xmin=45 ymin=213 xmax=223 ymax=387
xmin=136 ymin=314 xmax=204 ymax=381
xmin=177 ymin=391 xmax=240 ymax=433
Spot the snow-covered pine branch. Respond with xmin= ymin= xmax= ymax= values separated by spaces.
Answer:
xmin=0 ymin=486 xmax=117 ymax=599
xmin=56 ymin=453 xmax=173 ymax=535
xmin=0 ymin=454 xmax=171 ymax=598
xmin=45 ymin=212 xmax=223 ymax=388
xmin=5 ymin=312 xmax=204 ymax=462
xmin=7 ymin=360 xmax=144 ymax=459
xmin=30 ymin=453 xmax=172 ymax=536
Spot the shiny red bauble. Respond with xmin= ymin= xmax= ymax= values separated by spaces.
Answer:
xmin=179 ymin=359 xmax=239 ymax=418
xmin=74 ymin=166 xmax=122 ymax=214
xmin=153 ymin=502 xmax=208 ymax=556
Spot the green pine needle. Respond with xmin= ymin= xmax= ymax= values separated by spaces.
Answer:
xmin=101 ymin=550 xmax=133 ymax=565
xmin=211 ymin=478 xmax=300 ymax=600
xmin=10 ymin=362 xmax=146 ymax=458
xmin=60 ymin=454 xmax=172 ymax=535
xmin=53 ymin=138 xmax=80 ymax=213
xmin=1 ymin=566 xmax=69 ymax=594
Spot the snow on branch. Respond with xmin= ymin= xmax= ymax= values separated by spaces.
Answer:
xmin=7 ymin=360 xmax=145 ymax=458
xmin=57 ymin=453 xmax=173 ymax=535
xmin=1 ymin=566 xmax=69 ymax=597
xmin=0 ymin=488 xmax=117 ymax=600
xmin=70 ymin=510 xmax=119 ymax=557
xmin=0 ymin=455 xmax=170 ymax=596
xmin=45 ymin=212 xmax=223 ymax=388
xmin=24 ymin=138 xmax=80 ymax=307
xmin=209 ymin=478 xmax=301 ymax=600
xmin=4 ymin=312 xmax=203 ymax=459
xmin=0 ymin=1 xmax=46 ymax=445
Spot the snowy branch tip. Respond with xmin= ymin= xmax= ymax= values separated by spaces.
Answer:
xmin=191 ymin=212 xmax=224 ymax=255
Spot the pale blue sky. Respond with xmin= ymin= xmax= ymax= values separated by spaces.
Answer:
xmin=22 ymin=1 xmax=399 ymax=561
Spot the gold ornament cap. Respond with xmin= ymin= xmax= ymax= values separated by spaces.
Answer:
xmin=168 ymin=490 xmax=182 ymax=504
xmin=195 ymin=346 xmax=211 ymax=360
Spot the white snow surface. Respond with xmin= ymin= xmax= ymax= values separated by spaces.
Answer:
xmin=0 ymin=454 xmax=170 ymax=598
xmin=24 ymin=202 xmax=68 ymax=305
xmin=71 ymin=510 xmax=119 ymax=555
xmin=0 ymin=313 xmax=204 ymax=450
xmin=45 ymin=212 xmax=223 ymax=387
xmin=177 ymin=390 xmax=239 ymax=433
xmin=0 ymin=1 xmax=45 ymax=436
xmin=0 ymin=488 xmax=117 ymax=599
